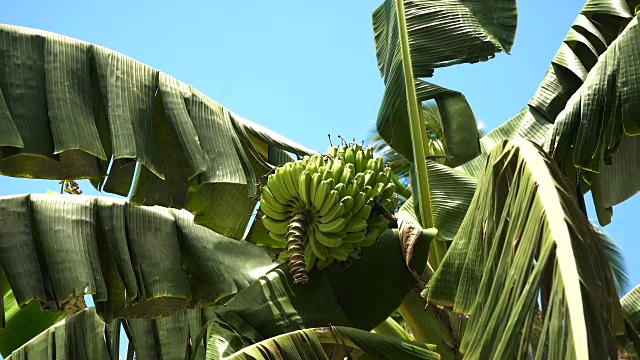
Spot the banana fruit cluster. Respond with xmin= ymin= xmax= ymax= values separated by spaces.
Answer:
xmin=260 ymin=144 xmax=398 ymax=278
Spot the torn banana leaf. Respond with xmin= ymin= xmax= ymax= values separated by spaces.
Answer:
xmin=424 ymin=139 xmax=623 ymax=359
xmin=0 ymin=24 xmax=314 ymax=238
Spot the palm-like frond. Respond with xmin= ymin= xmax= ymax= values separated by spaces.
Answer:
xmin=0 ymin=24 xmax=314 ymax=238
xmin=424 ymin=139 xmax=623 ymax=358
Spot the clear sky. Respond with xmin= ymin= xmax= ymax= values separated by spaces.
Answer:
xmin=1 ymin=0 xmax=639 ymax=355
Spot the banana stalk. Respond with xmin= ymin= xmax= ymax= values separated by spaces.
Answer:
xmin=286 ymin=211 xmax=311 ymax=284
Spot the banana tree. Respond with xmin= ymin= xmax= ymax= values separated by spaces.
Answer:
xmin=2 ymin=0 xmax=640 ymax=359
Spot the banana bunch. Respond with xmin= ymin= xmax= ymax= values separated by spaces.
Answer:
xmin=260 ymin=143 xmax=398 ymax=284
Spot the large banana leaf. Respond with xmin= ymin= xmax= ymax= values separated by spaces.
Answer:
xmin=0 ymin=24 xmax=315 ymax=238
xmin=548 ymin=14 xmax=640 ymax=225
xmin=458 ymin=1 xmax=636 ymax=178
xmin=372 ymin=0 xmax=517 ymax=166
xmin=0 ymin=194 xmax=274 ymax=326
xmin=5 ymin=228 xmax=432 ymax=359
xmin=424 ymin=139 xmax=623 ymax=358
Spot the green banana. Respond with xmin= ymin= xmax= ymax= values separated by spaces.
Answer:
xmin=375 ymin=172 xmax=388 ymax=186
xmin=329 ymin=243 xmax=353 ymax=261
xmin=363 ymin=170 xmax=377 ymax=187
xmin=334 ymin=183 xmax=346 ymax=198
xmin=326 ymin=146 xmax=338 ymax=158
xmin=380 ymin=182 xmax=396 ymax=200
xmin=331 ymin=158 xmax=345 ymax=182
xmin=304 ymin=243 xmax=317 ymax=272
xmin=308 ymin=228 xmax=329 ymax=260
xmin=268 ymin=231 xmax=287 ymax=245
xmin=314 ymin=228 xmax=345 ymax=248
xmin=361 ymin=185 xmax=373 ymax=198
xmin=322 ymin=168 xmax=334 ymax=181
xmin=353 ymin=204 xmax=372 ymax=220
xmin=260 ymin=201 xmax=290 ymax=221
xmin=311 ymin=154 xmax=324 ymax=168
xmin=371 ymin=182 xmax=385 ymax=197
xmin=361 ymin=227 xmax=381 ymax=247
xmin=318 ymin=190 xmax=340 ymax=217
xmin=355 ymin=150 xmax=366 ymax=174
xmin=374 ymin=157 xmax=384 ymax=173
xmin=267 ymin=174 xmax=294 ymax=205
xmin=366 ymin=158 xmax=376 ymax=171
xmin=345 ymin=147 xmax=355 ymax=164
xmin=313 ymin=179 xmax=332 ymax=212
xmin=298 ymin=170 xmax=312 ymax=208
xmin=339 ymin=164 xmax=354 ymax=185
xmin=364 ymin=147 xmax=374 ymax=161
xmin=274 ymin=167 xmax=293 ymax=198
xmin=381 ymin=197 xmax=398 ymax=212
xmin=350 ymin=192 xmax=367 ymax=215
xmin=340 ymin=196 xmax=354 ymax=213
xmin=344 ymin=181 xmax=357 ymax=199
xmin=261 ymin=186 xmax=289 ymax=212
xmin=262 ymin=215 xmax=289 ymax=234
xmin=317 ymin=217 xmax=346 ymax=233
xmin=282 ymin=163 xmax=299 ymax=197
xmin=318 ymin=202 xmax=345 ymax=224
xmin=344 ymin=218 xmax=368 ymax=233
xmin=342 ymin=231 xmax=365 ymax=243
xmin=306 ymin=161 xmax=318 ymax=174
xmin=309 ymin=172 xmax=322 ymax=204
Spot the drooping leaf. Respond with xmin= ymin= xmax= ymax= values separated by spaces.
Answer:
xmin=457 ymin=1 xmax=637 ymax=191
xmin=424 ymin=139 xmax=623 ymax=359
xmin=2 ymin=227 xmax=431 ymax=359
xmin=547 ymin=15 xmax=640 ymax=225
xmin=372 ymin=0 xmax=517 ymax=166
xmin=0 ymin=194 xmax=274 ymax=323
xmin=219 ymin=326 xmax=439 ymax=360
xmin=0 ymin=24 xmax=314 ymax=238
xmin=5 ymin=307 xmax=119 ymax=360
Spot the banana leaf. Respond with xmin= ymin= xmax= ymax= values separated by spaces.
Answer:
xmin=548 ymin=14 xmax=640 ymax=225
xmin=218 ymin=326 xmax=439 ymax=360
xmin=372 ymin=0 xmax=517 ymax=165
xmin=0 ymin=271 xmax=67 ymax=357
xmin=0 ymin=24 xmax=314 ymax=238
xmin=424 ymin=139 xmax=624 ymax=359
xmin=0 ymin=194 xmax=274 ymax=326
xmin=5 ymin=307 xmax=120 ymax=360
xmin=4 ymin=227 xmax=432 ymax=359
xmin=397 ymin=161 xmax=477 ymax=243
xmin=457 ymin=1 xmax=636 ymax=176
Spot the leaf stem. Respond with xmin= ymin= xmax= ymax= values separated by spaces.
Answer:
xmin=394 ymin=0 xmax=434 ymax=230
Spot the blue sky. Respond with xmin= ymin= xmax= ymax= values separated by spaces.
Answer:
xmin=1 ymin=0 xmax=639 ymax=355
